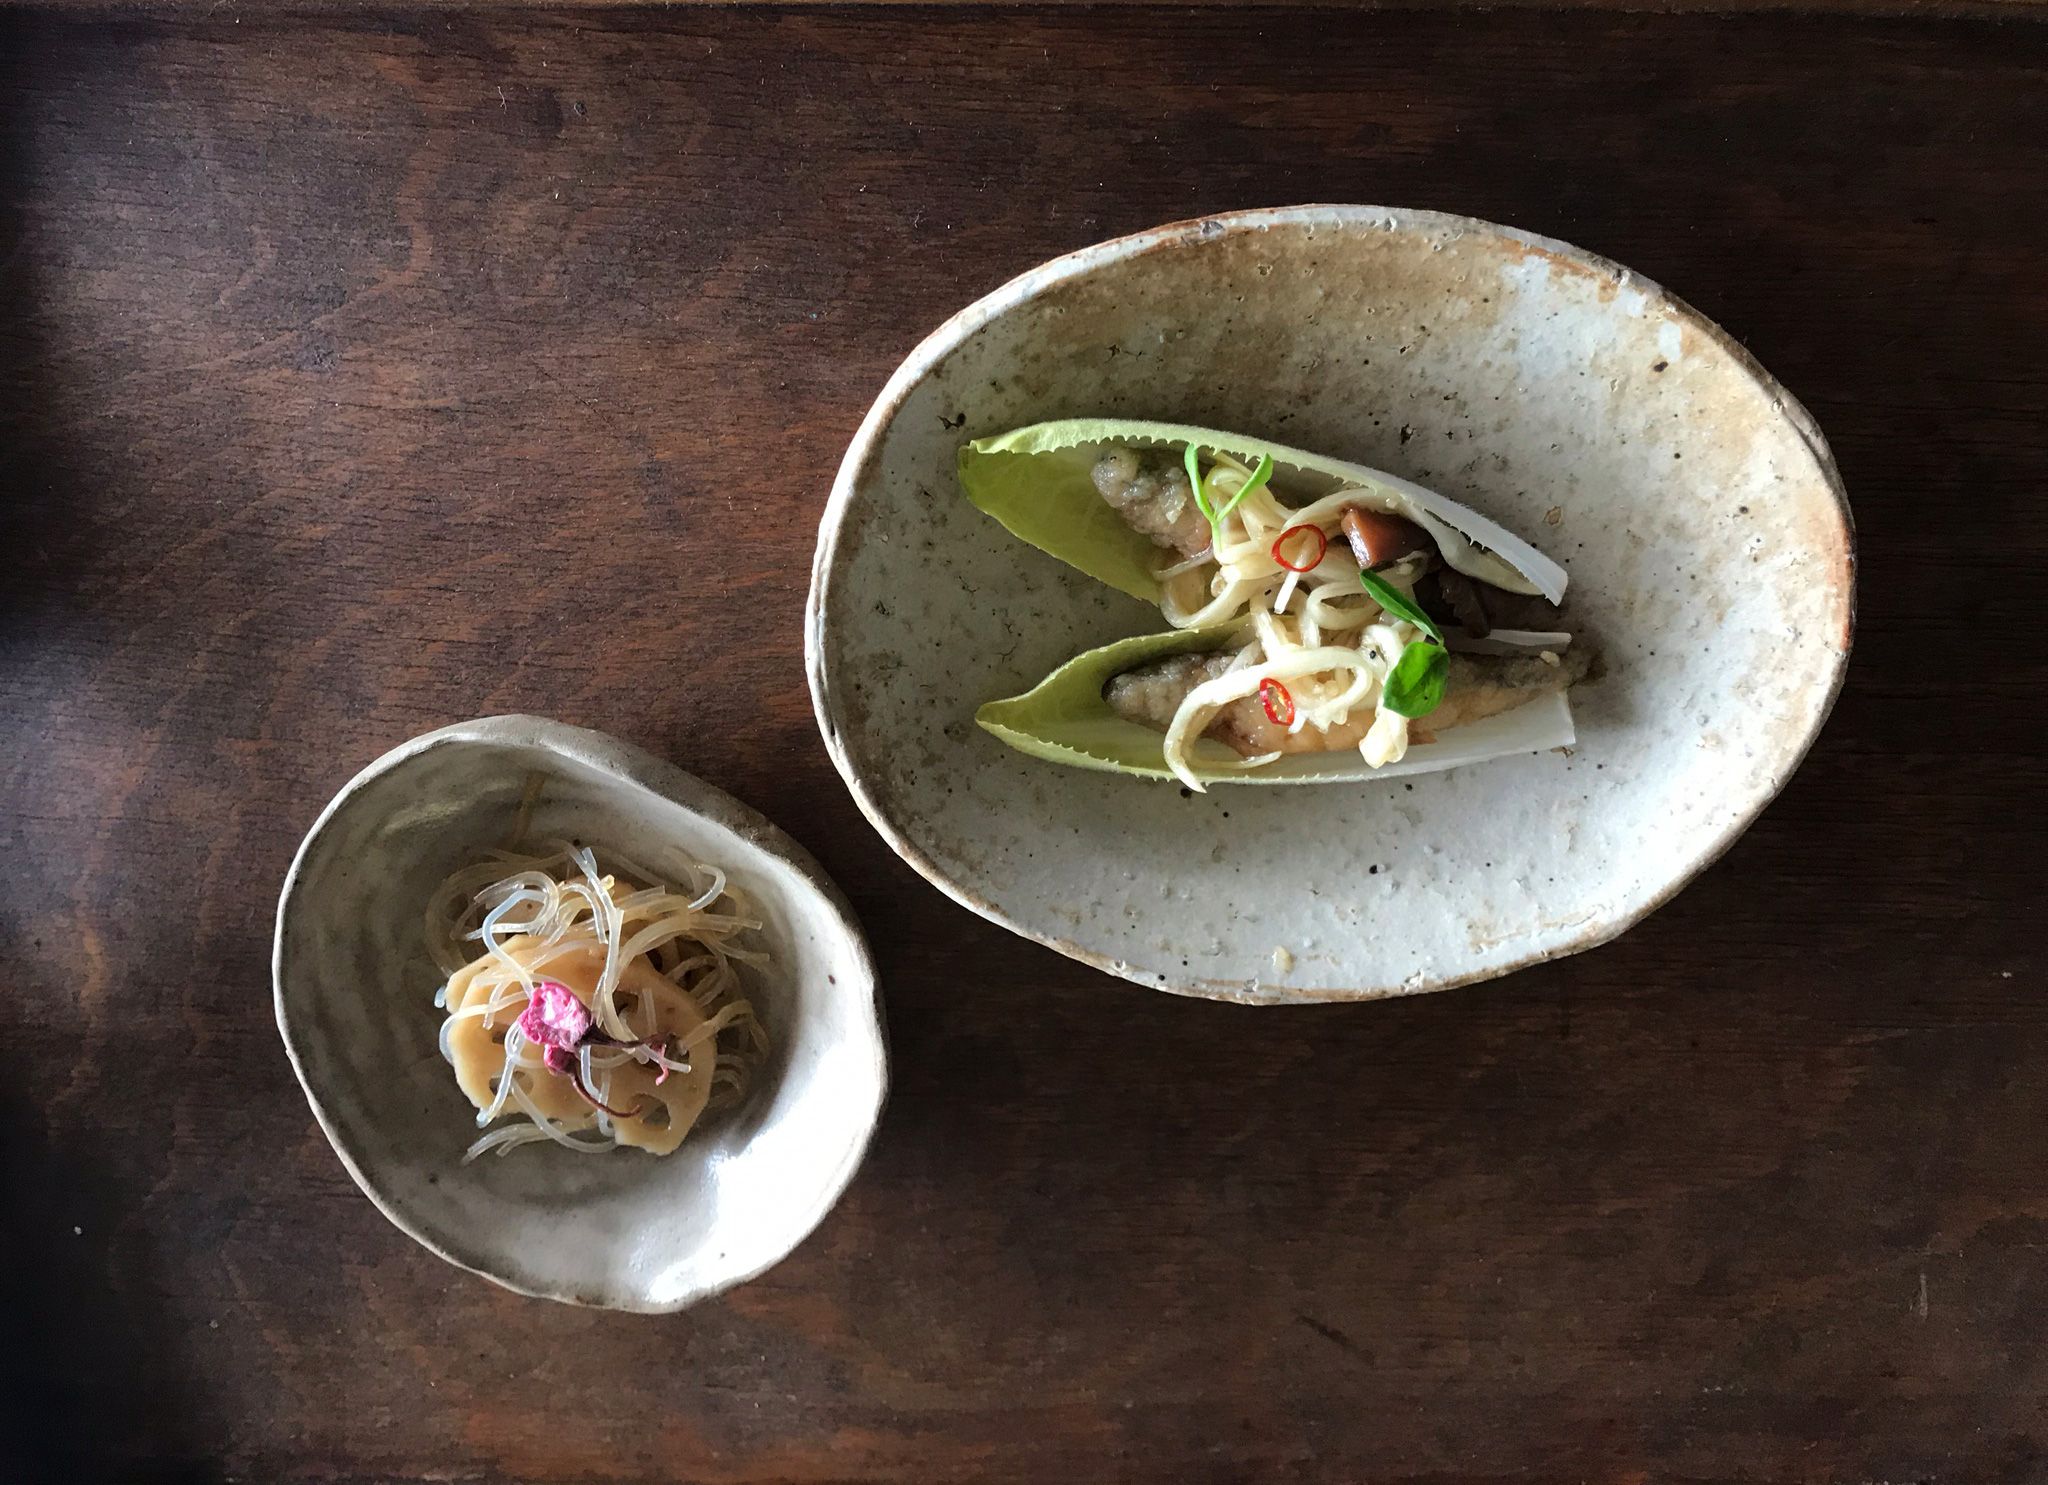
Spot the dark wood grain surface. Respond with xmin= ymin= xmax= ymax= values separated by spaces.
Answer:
xmin=22 ymin=0 xmax=2048 ymax=15
xmin=3 ymin=6 xmax=2045 ymax=1483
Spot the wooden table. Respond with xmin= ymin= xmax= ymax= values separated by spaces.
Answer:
xmin=3 ymin=5 xmax=2044 ymax=1481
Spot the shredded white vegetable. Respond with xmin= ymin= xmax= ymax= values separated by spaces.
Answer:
xmin=1150 ymin=455 xmax=1572 ymax=790
xmin=1153 ymin=461 xmax=1412 ymax=789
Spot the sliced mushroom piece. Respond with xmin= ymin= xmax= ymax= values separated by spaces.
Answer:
xmin=1340 ymin=507 xmax=1434 ymax=571
xmin=1434 ymin=567 xmax=1493 ymax=639
xmin=1413 ymin=570 xmax=1565 ymax=635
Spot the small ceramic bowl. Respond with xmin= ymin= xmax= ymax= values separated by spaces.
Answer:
xmin=808 ymin=205 xmax=1853 ymax=1004
xmin=274 ymin=716 xmax=885 ymax=1310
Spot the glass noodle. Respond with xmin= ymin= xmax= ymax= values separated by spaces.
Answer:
xmin=426 ymin=840 xmax=769 ymax=1162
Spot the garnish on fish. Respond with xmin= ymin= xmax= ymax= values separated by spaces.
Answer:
xmin=961 ymin=420 xmax=1589 ymax=789
xmin=1090 ymin=437 xmax=1583 ymax=783
xmin=1105 ymin=644 xmax=1592 ymax=759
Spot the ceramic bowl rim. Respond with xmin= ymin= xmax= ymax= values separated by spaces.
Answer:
xmin=272 ymin=713 xmax=888 ymax=1310
xmin=806 ymin=203 xmax=1855 ymax=1005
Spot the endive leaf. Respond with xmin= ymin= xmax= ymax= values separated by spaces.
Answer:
xmin=976 ymin=625 xmax=1251 ymax=777
xmin=963 ymin=419 xmax=1579 ymax=786
xmin=976 ymin=626 xmax=1578 ymax=787
xmin=958 ymin=418 xmax=1568 ymax=604
xmin=956 ymin=432 xmax=1166 ymax=602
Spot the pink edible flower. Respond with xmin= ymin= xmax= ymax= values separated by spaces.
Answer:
xmin=516 ymin=981 xmax=591 ymax=1050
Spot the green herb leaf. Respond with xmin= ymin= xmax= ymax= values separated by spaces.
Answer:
xmin=1358 ymin=569 xmax=1444 ymax=645
xmin=1213 ymin=454 xmax=1273 ymax=528
xmin=1380 ymin=641 xmax=1449 ymax=718
xmin=1184 ymin=445 xmax=1274 ymax=546
xmin=1184 ymin=443 xmax=1213 ymax=529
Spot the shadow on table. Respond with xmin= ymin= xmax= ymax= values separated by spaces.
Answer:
xmin=0 ymin=13 xmax=106 ymax=654
xmin=0 ymin=1092 xmax=225 ymax=1485
xmin=0 ymin=32 xmax=198 ymax=1469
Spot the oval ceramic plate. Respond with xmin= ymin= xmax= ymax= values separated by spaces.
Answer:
xmin=808 ymin=205 xmax=1853 ymax=1005
xmin=274 ymin=716 xmax=887 ymax=1309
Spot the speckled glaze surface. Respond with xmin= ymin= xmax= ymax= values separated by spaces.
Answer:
xmin=274 ymin=716 xmax=886 ymax=1309
xmin=808 ymin=206 xmax=1853 ymax=1005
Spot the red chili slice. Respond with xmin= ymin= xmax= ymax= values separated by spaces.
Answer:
xmin=1271 ymin=524 xmax=1329 ymax=573
xmin=1259 ymin=678 xmax=1295 ymax=727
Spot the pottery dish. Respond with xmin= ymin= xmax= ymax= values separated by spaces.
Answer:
xmin=274 ymin=716 xmax=886 ymax=1310
xmin=807 ymin=205 xmax=1853 ymax=1004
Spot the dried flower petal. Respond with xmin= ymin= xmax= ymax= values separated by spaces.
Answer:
xmin=516 ymin=980 xmax=591 ymax=1050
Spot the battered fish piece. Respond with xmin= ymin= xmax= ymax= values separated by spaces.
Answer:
xmin=1104 ymin=646 xmax=1592 ymax=758
xmin=1091 ymin=447 xmax=1211 ymax=559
